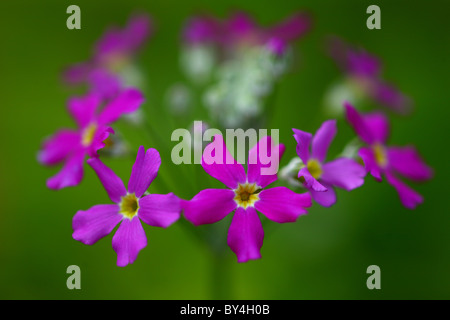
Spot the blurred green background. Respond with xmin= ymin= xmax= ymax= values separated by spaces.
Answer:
xmin=1 ymin=0 xmax=449 ymax=299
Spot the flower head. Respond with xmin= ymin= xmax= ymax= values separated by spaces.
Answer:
xmin=344 ymin=102 xmax=432 ymax=209
xmin=328 ymin=37 xmax=412 ymax=114
xmin=183 ymin=11 xmax=311 ymax=55
xmin=181 ymin=12 xmax=311 ymax=127
xmin=72 ymin=146 xmax=181 ymax=267
xmin=63 ymin=14 xmax=152 ymax=99
xmin=38 ymin=88 xmax=144 ymax=189
xmin=293 ymin=120 xmax=366 ymax=207
xmin=183 ymin=135 xmax=311 ymax=262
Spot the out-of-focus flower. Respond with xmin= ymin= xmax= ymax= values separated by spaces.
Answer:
xmin=72 ymin=146 xmax=181 ymax=267
xmin=345 ymin=102 xmax=432 ymax=209
xmin=279 ymin=157 xmax=304 ymax=188
xmin=203 ymin=46 xmax=290 ymax=128
xmin=292 ymin=120 xmax=366 ymax=207
xmin=165 ymin=83 xmax=193 ymax=116
xmin=183 ymin=135 xmax=311 ymax=262
xmin=98 ymin=130 xmax=130 ymax=158
xmin=63 ymin=14 xmax=152 ymax=99
xmin=183 ymin=11 xmax=311 ymax=56
xmin=325 ymin=37 xmax=412 ymax=115
xmin=180 ymin=45 xmax=217 ymax=84
xmin=181 ymin=11 xmax=311 ymax=127
xmin=38 ymin=89 xmax=144 ymax=189
xmin=214 ymin=49 xmax=291 ymax=128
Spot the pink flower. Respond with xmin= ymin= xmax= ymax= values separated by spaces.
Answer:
xmin=329 ymin=37 xmax=412 ymax=114
xmin=72 ymin=146 xmax=181 ymax=267
xmin=293 ymin=120 xmax=366 ymax=207
xmin=183 ymin=11 xmax=311 ymax=55
xmin=63 ymin=14 xmax=152 ymax=99
xmin=345 ymin=102 xmax=432 ymax=209
xmin=38 ymin=89 xmax=144 ymax=189
xmin=183 ymin=135 xmax=311 ymax=263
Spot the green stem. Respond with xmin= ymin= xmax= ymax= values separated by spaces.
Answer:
xmin=178 ymin=217 xmax=207 ymax=245
xmin=211 ymin=249 xmax=232 ymax=299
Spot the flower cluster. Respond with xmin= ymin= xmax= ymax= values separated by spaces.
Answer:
xmin=39 ymin=10 xmax=432 ymax=267
xmin=183 ymin=135 xmax=311 ymax=262
xmin=39 ymin=15 xmax=181 ymax=267
xmin=177 ymin=11 xmax=312 ymax=128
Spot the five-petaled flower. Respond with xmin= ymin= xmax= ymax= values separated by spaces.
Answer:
xmin=344 ymin=102 xmax=432 ymax=209
xmin=72 ymin=146 xmax=181 ymax=267
xmin=38 ymin=88 xmax=144 ymax=189
xmin=183 ymin=135 xmax=312 ymax=263
xmin=293 ymin=119 xmax=366 ymax=207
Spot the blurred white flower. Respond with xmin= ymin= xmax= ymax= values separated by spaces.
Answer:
xmin=165 ymin=83 xmax=192 ymax=115
xmin=279 ymin=157 xmax=305 ymax=188
xmin=98 ymin=131 xmax=130 ymax=158
xmin=323 ymin=78 xmax=366 ymax=116
xmin=203 ymin=46 xmax=290 ymax=128
xmin=181 ymin=45 xmax=216 ymax=85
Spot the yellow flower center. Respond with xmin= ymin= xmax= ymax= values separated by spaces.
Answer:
xmin=103 ymin=136 xmax=114 ymax=148
xmin=81 ymin=123 xmax=97 ymax=147
xmin=373 ymin=143 xmax=388 ymax=168
xmin=105 ymin=53 xmax=130 ymax=73
xmin=306 ymin=159 xmax=322 ymax=180
xmin=119 ymin=193 xmax=139 ymax=220
xmin=234 ymin=183 xmax=260 ymax=209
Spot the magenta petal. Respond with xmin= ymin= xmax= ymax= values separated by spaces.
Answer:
xmin=321 ymin=158 xmax=366 ymax=191
xmin=87 ymin=126 xmax=114 ymax=158
xmin=247 ymin=136 xmax=285 ymax=188
xmin=311 ymin=120 xmax=337 ymax=162
xmin=344 ymin=102 xmax=374 ymax=144
xmin=124 ymin=14 xmax=152 ymax=51
xmin=385 ymin=172 xmax=423 ymax=209
xmin=347 ymin=50 xmax=381 ymax=77
xmin=63 ymin=62 xmax=90 ymax=84
xmin=363 ymin=112 xmax=390 ymax=144
xmin=387 ymin=146 xmax=433 ymax=182
xmin=68 ymin=94 xmax=101 ymax=129
xmin=87 ymin=157 xmax=127 ymax=203
xmin=38 ymin=130 xmax=80 ymax=165
xmin=72 ymin=204 xmax=122 ymax=245
xmin=267 ymin=12 xmax=311 ymax=42
xmin=265 ymin=37 xmax=286 ymax=56
xmin=128 ymin=146 xmax=161 ymax=197
xmin=227 ymin=12 xmax=257 ymax=39
xmin=184 ymin=15 xmax=220 ymax=44
xmin=98 ymin=88 xmax=145 ymax=125
xmin=298 ymin=167 xmax=327 ymax=191
xmin=87 ymin=69 xmax=121 ymax=100
xmin=358 ymin=147 xmax=383 ymax=181
xmin=95 ymin=27 xmax=124 ymax=61
xmin=138 ymin=193 xmax=181 ymax=228
xmin=255 ymin=187 xmax=311 ymax=223
xmin=227 ymin=207 xmax=263 ymax=263
xmin=112 ymin=217 xmax=147 ymax=267
xmin=183 ymin=189 xmax=237 ymax=226
xmin=292 ymin=128 xmax=312 ymax=163
xmin=202 ymin=134 xmax=246 ymax=189
xmin=373 ymin=80 xmax=412 ymax=115
xmin=309 ymin=182 xmax=337 ymax=207
xmin=46 ymin=150 xmax=85 ymax=190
